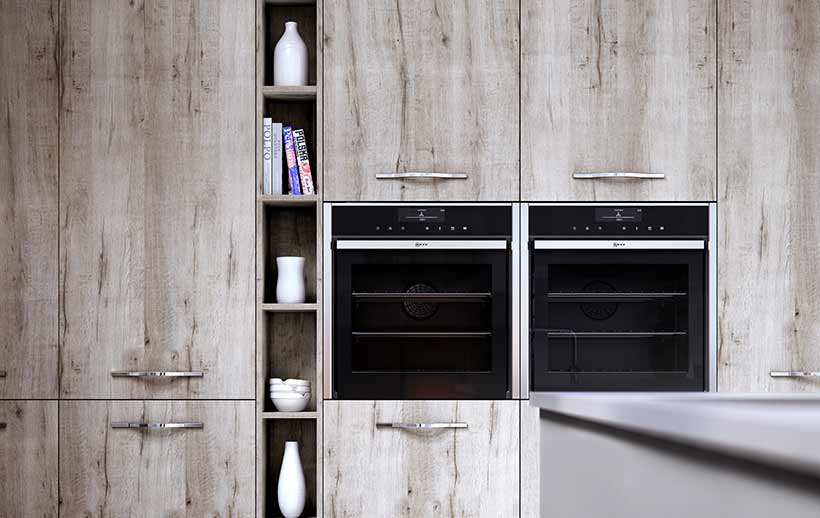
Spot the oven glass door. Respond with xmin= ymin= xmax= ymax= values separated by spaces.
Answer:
xmin=531 ymin=243 xmax=706 ymax=391
xmin=334 ymin=243 xmax=509 ymax=399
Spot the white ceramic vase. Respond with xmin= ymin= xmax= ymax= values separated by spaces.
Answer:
xmin=276 ymin=256 xmax=306 ymax=304
xmin=273 ymin=21 xmax=308 ymax=86
xmin=277 ymin=441 xmax=306 ymax=518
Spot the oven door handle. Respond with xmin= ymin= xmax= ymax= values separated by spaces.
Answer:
xmin=532 ymin=240 xmax=705 ymax=250
xmin=335 ymin=240 xmax=508 ymax=250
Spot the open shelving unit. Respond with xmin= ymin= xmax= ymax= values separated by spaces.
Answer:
xmin=256 ymin=0 xmax=322 ymax=517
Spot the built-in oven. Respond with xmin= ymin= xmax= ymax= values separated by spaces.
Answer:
xmin=324 ymin=204 xmax=518 ymax=400
xmin=523 ymin=204 xmax=716 ymax=394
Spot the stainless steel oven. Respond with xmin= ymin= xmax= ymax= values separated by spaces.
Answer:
xmin=523 ymin=204 xmax=716 ymax=394
xmin=323 ymin=204 xmax=518 ymax=400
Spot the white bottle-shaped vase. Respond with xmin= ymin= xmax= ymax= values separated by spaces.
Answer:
xmin=274 ymin=21 xmax=308 ymax=86
xmin=277 ymin=441 xmax=306 ymax=518
xmin=276 ymin=256 xmax=306 ymax=304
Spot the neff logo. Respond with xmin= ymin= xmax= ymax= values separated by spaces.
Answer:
xmin=414 ymin=242 xmax=429 ymax=248
xmin=612 ymin=242 xmax=626 ymax=248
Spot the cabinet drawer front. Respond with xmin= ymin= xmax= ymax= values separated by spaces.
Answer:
xmin=0 ymin=401 xmax=58 ymax=518
xmin=59 ymin=401 xmax=254 ymax=517
xmin=324 ymin=400 xmax=519 ymax=517
xmin=522 ymin=0 xmax=716 ymax=201
xmin=323 ymin=0 xmax=520 ymax=201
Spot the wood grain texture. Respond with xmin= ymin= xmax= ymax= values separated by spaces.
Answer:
xmin=522 ymin=0 xmax=716 ymax=201
xmin=0 ymin=0 xmax=59 ymax=398
xmin=324 ymin=400 xmax=519 ymax=518
xmin=59 ymin=0 xmax=255 ymax=398
xmin=59 ymin=400 xmax=255 ymax=517
xmin=717 ymin=0 xmax=820 ymax=392
xmin=323 ymin=0 xmax=520 ymax=201
xmin=521 ymin=402 xmax=540 ymax=518
xmin=0 ymin=401 xmax=58 ymax=518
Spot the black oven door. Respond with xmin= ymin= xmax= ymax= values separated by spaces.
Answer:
xmin=530 ymin=240 xmax=706 ymax=391
xmin=333 ymin=240 xmax=509 ymax=399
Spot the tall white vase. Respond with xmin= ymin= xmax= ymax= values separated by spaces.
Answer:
xmin=274 ymin=21 xmax=308 ymax=86
xmin=276 ymin=256 xmax=306 ymax=304
xmin=277 ymin=441 xmax=306 ymax=518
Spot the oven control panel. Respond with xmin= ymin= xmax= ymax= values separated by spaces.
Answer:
xmin=332 ymin=205 xmax=512 ymax=237
xmin=529 ymin=205 xmax=710 ymax=237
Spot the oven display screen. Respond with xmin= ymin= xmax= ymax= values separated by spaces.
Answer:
xmin=595 ymin=207 xmax=643 ymax=223
xmin=398 ymin=207 xmax=446 ymax=222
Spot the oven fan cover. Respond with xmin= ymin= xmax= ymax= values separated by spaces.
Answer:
xmin=403 ymin=283 xmax=439 ymax=320
xmin=580 ymin=281 xmax=619 ymax=320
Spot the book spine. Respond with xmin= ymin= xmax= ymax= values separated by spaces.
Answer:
xmin=293 ymin=129 xmax=315 ymax=195
xmin=283 ymin=126 xmax=301 ymax=195
xmin=262 ymin=118 xmax=272 ymax=195
xmin=271 ymin=122 xmax=283 ymax=194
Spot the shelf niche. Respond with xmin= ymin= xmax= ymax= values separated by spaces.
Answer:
xmin=263 ymin=4 xmax=317 ymax=87
xmin=263 ymin=204 xmax=317 ymax=304
xmin=262 ymin=419 xmax=318 ymax=518
xmin=261 ymin=310 xmax=317 ymax=413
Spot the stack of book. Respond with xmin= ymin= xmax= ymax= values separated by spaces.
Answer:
xmin=262 ymin=118 xmax=315 ymax=195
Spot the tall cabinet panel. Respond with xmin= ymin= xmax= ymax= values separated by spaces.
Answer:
xmin=0 ymin=0 xmax=59 ymax=398
xmin=522 ymin=0 xmax=716 ymax=201
xmin=59 ymin=400 xmax=254 ymax=516
xmin=323 ymin=0 xmax=519 ymax=201
xmin=0 ymin=401 xmax=59 ymax=518
xmin=59 ymin=0 xmax=255 ymax=398
xmin=718 ymin=0 xmax=820 ymax=391
xmin=324 ymin=400 xmax=520 ymax=518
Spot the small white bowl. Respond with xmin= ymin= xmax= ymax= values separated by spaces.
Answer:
xmin=284 ymin=378 xmax=311 ymax=388
xmin=269 ymin=378 xmax=284 ymax=385
xmin=271 ymin=393 xmax=310 ymax=412
xmin=271 ymin=386 xmax=309 ymax=395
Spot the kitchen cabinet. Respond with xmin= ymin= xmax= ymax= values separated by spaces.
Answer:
xmin=0 ymin=401 xmax=59 ymax=518
xmin=717 ymin=0 xmax=820 ymax=392
xmin=59 ymin=400 xmax=254 ymax=516
xmin=521 ymin=0 xmax=716 ymax=201
xmin=324 ymin=400 xmax=519 ymax=517
xmin=0 ymin=0 xmax=59 ymax=398
xmin=59 ymin=0 xmax=255 ymax=398
xmin=521 ymin=402 xmax=540 ymax=518
xmin=323 ymin=0 xmax=520 ymax=201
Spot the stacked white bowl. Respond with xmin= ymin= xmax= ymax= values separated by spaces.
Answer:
xmin=269 ymin=378 xmax=311 ymax=412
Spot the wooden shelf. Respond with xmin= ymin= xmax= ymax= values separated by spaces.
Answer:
xmin=261 ymin=411 xmax=318 ymax=420
xmin=259 ymin=194 xmax=319 ymax=206
xmin=262 ymin=85 xmax=317 ymax=101
xmin=261 ymin=303 xmax=318 ymax=313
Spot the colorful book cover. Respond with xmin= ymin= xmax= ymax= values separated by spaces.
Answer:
xmin=292 ymin=128 xmax=315 ymax=195
xmin=271 ymin=122 xmax=283 ymax=194
xmin=262 ymin=118 xmax=272 ymax=194
xmin=283 ymin=126 xmax=301 ymax=195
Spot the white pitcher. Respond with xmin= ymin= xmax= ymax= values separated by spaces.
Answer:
xmin=274 ymin=21 xmax=308 ymax=86
xmin=277 ymin=441 xmax=306 ymax=518
xmin=276 ymin=256 xmax=306 ymax=304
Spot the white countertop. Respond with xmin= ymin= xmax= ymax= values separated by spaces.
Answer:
xmin=530 ymin=392 xmax=820 ymax=477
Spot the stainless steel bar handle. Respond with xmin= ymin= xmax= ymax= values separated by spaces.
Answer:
xmin=376 ymin=422 xmax=468 ymax=430
xmin=336 ymin=240 xmax=508 ymax=250
xmin=111 ymin=422 xmax=204 ymax=430
xmin=0 ymin=423 xmax=6 ymax=429
xmin=770 ymin=371 xmax=820 ymax=378
xmin=111 ymin=371 xmax=204 ymax=378
xmin=0 ymin=370 xmax=6 ymax=378
xmin=573 ymin=172 xmax=665 ymax=179
xmin=376 ymin=172 xmax=468 ymax=180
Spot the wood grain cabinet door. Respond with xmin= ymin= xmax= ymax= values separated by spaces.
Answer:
xmin=323 ymin=0 xmax=520 ymax=201
xmin=59 ymin=0 xmax=255 ymax=398
xmin=521 ymin=0 xmax=716 ymax=201
xmin=324 ymin=400 xmax=520 ymax=518
xmin=59 ymin=400 xmax=254 ymax=517
xmin=0 ymin=401 xmax=59 ymax=518
xmin=717 ymin=1 xmax=820 ymax=392
xmin=0 ymin=0 xmax=59 ymax=398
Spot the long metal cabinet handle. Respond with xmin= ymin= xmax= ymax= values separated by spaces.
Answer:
xmin=111 ymin=422 xmax=204 ymax=430
xmin=770 ymin=371 xmax=820 ymax=378
xmin=0 ymin=370 xmax=6 ymax=378
xmin=336 ymin=240 xmax=508 ymax=250
xmin=533 ymin=240 xmax=705 ymax=250
xmin=573 ymin=172 xmax=665 ymax=179
xmin=0 ymin=423 xmax=6 ymax=429
xmin=376 ymin=172 xmax=468 ymax=179
xmin=111 ymin=371 xmax=204 ymax=378
xmin=376 ymin=422 xmax=468 ymax=430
